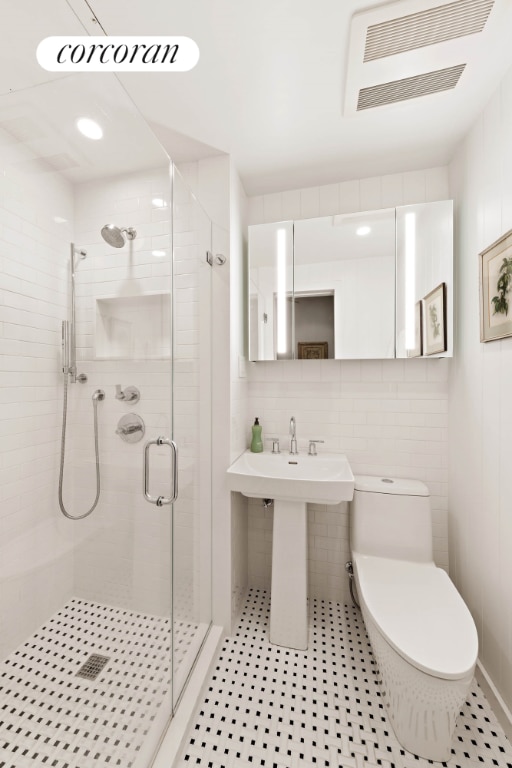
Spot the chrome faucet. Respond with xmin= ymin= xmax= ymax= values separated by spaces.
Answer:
xmin=289 ymin=416 xmax=298 ymax=454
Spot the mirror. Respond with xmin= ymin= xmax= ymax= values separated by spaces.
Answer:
xmin=248 ymin=200 xmax=453 ymax=360
xmin=248 ymin=220 xmax=293 ymax=360
xmin=395 ymin=201 xmax=453 ymax=358
xmin=294 ymin=209 xmax=396 ymax=358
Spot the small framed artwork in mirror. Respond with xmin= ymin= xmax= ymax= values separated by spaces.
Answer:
xmin=423 ymin=283 xmax=447 ymax=355
xmin=479 ymin=228 xmax=512 ymax=342
xmin=298 ymin=342 xmax=328 ymax=359
xmin=407 ymin=301 xmax=423 ymax=358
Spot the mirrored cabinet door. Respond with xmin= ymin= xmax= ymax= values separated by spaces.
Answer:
xmin=294 ymin=210 xmax=396 ymax=359
xmin=249 ymin=221 xmax=294 ymax=360
xmin=395 ymin=200 xmax=453 ymax=358
xmin=248 ymin=200 xmax=453 ymax=361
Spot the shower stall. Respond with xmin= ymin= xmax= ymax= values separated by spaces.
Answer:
xmin=0 ymin=65 xmax=213 ymax=766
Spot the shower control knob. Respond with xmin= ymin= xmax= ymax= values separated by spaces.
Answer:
xmin=116 ymin=413 xmax=145 ymax=443
xmin=115 ymin=385 xmax=140 ymax=404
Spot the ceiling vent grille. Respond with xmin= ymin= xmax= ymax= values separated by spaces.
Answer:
xmin=364 ymin=0 xmax=494 ymax=61
xmin=357 ymin=63 xmax=466 ymax=110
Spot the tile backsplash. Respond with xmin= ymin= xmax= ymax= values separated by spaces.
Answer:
xmin=246 ymin=358 xmax=449 ymax=602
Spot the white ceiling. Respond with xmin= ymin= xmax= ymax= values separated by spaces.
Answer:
xmin=4 ymin=0 xmax=512 ymax=195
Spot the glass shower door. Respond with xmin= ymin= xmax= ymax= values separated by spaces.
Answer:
xmin=171 ymin=166 xmax=212 ymax=707
xmin=69 ymin=160 xmax=176 ymax=766
xmin=0 ymin=55 xmax=213 ymax=767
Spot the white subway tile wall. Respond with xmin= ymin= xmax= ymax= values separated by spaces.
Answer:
xmin=449 ymin=64 xmax=512 ymax=709
xmin=178 ymin=156 xmax=249 ymax=632
xmin=245 ymin=168 xmax=450 ymax=602
xmin=70 ymin=166 xmax=209 ymax=638
xmin=0 ymin=164 xmax=74 ymax=659
xmin=69 ymin=167 xmax=173 ymax=617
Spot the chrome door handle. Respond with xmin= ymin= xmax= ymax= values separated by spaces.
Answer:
xmin=143 ymin=436 xmax=178 ymax=506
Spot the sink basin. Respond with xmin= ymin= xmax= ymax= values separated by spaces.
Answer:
xmin=226 ymin=450 xmax=354 ymax=504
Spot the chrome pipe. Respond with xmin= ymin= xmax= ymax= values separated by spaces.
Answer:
xmin=69 ymin=243 xmax=77 ymax=383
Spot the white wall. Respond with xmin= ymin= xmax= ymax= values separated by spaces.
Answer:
xmin=246 ymin=167 xmax=451 ymax=603
xmin=230 ymin=164 xmax=249 ymax=621
xmin=178 ymin=155 xmax=249 ymax=632
xmin=0 ymin=162 xmax=74 ymax=658
xmin=449 ymin=65 xmax=512 ymax=709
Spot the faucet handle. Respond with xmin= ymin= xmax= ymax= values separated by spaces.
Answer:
xmin=115 ymin=385 xmax=140 ymax=404
xmin=308 ymin=439 xmax=324 ymax=456
xmin=265 ymin=437 xmax=281 ymax=454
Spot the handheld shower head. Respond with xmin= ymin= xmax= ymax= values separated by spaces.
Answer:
xmin=101 ymin=224 xmax=137 ymax=248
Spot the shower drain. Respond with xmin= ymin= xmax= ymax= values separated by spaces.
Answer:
xmin=76 ymin=653 xmax=110 ymax=681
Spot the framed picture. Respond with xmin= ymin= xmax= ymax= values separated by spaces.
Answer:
xmin=407 ymin=300 xmax=423 ymax=358
xmin=298 ymin=342 xmax=328 ymax=359
xmin=479 ymin=228 xmax=512 ymax=342
xmin=423 ymin=283 xmax=447 ymax=355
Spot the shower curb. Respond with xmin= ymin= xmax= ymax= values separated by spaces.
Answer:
xmin=150 ymin=624 xmax=224 ymax=768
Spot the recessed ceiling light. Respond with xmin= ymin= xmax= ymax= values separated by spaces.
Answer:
xmin=152 ymin=250 xmax=166 ymax=258
xmin=356 ymin=225 xmax=371 ymax=236
xmin=76 ymin=117 xmax=103 ymax=140
xmin=152 ymin=198 xmax=167 ymax=208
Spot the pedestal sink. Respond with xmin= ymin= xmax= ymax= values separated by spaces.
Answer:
xmin=227 ymin=450 xmax=354 ymax=650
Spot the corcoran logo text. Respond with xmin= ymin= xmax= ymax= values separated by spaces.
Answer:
xmin=37 ymin=36 xmax=199 ymax=72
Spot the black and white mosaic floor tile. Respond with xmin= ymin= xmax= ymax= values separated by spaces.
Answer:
xmin=178 ymin=588 xmax=512 ymax=768
xmin=0 ymin=598 xmax=193 ymax=768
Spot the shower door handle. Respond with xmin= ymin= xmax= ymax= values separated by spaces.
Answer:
xmin=143 ymin=436 xmax=178 ymax=506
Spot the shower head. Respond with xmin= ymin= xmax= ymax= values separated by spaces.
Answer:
xmin=101 ymin=224 xmax=137 ymax=248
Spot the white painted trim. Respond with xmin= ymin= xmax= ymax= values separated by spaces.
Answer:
xmin=151 ymin=625 xmax=224 ymax=768
xmin=476 ymin=659 xmax=512 ymax=742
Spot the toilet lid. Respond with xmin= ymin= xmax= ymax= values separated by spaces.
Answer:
xmin=353 ymin=553 xmax=478 ymax=680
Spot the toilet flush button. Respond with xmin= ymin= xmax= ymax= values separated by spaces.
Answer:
xmin=382 ymin=478 xmax=394 ymax=483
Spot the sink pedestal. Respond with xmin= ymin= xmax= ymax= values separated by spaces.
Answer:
xmin=270 ymin=500 xmax=308 ymax=651
xmin=226 ymin=449 xmax=355 ymax=651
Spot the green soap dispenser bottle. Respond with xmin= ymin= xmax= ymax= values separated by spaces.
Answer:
xmin=251 ymin=417 xmax=263 ymax=453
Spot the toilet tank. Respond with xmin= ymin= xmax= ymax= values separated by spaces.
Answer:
xmin=350 ymin=475 xmax=433 ymax=563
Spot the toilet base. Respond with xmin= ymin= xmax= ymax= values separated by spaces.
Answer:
xmin=361 ymin=601 xmax=474 ymax=762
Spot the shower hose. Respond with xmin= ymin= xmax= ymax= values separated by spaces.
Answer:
xmin=58 ymin=376 xmax=102 ymax=520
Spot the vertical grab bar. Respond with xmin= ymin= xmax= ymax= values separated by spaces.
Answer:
xmin=143 ymin=436 xmax=178 ymax=506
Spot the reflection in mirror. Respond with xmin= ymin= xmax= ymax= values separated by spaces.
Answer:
xmin=395 ymin=200 xmax=453 ymax=358
xmin=248 ymin=201 xmax=453 ymax=361
xmin=295 ymin=294 xmax=334 ymax=358
xmin=294 ymin=210 xmax=396 ymax=359
xmin=249 ymin=221 xmax=294 ymax=360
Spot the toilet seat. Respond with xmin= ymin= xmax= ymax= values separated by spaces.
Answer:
xmin=353 ymin=553 xmax=478 ymax=681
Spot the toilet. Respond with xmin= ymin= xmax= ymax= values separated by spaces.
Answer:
xmin=349 ymin=475 xmax=478 ymax=762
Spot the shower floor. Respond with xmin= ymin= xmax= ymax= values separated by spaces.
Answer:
xmin=177 ymin=588 xmax=512 ymax=768
xmin=0 ymin=598 xmax=195 ymax=768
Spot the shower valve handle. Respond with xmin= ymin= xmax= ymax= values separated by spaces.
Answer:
xmin=115 ymin=385 xmax=140 ymax=404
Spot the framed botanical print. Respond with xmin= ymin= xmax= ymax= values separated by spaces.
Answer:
xmin=480 ymin=228 xmax=512 ymax=342
xmin=423 ymin=283 xmax=447 ymax=355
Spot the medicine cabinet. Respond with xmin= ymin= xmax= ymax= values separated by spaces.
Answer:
xmin=248 ymin=200 xmax=453 ymax=360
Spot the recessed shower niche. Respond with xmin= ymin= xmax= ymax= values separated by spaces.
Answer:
xmin=94 ymin=293 xmax=171 ymax=359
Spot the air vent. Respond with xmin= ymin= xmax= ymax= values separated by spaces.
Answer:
xmin=364 ymin=0 xmax=494 ymax=61
xmin=357 ymin=64 xmax=466 ymax=110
